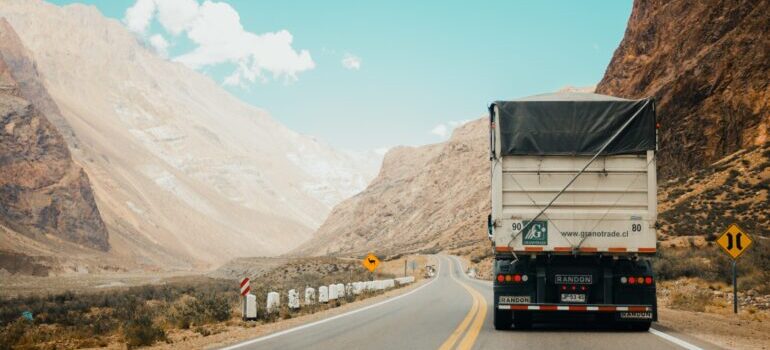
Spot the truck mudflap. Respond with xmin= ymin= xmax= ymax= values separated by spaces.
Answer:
xmin=498 ymin=303 xmax=654 ymax=320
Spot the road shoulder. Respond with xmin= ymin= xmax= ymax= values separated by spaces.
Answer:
xmin=146 ymin=257 xmax=438 ymax=350
xmin=657 ymin=307 xmax=770 ymax=350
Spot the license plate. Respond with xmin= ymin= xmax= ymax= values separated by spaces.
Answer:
xmin=560 ymin=293 xmax=586 ymax=303
xmin=499 ymin=296 xmax=530 ymax=304
xmin=619 ymin=311 xmax=653 ymax=320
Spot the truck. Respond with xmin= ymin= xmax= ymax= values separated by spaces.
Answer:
xmin=488 ymin=92 xmax=658 ymax=330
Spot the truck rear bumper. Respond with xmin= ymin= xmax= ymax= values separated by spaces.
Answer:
xmin=498 ymin=303 xmax=651 ymax=312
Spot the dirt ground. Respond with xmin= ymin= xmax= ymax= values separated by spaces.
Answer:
xmin=658 ymin=307 xmax=770 ymax=350
xmin=0 ymin=271 xmax=198 ymax=297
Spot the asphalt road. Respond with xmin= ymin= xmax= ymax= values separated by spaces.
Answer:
xmin=223 ymin=255 xmax=723 ymax=350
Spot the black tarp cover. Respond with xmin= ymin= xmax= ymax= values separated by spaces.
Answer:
xmin=492 ymin=92 xmax=656 ymax=156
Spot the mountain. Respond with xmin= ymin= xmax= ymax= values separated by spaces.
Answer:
xmin=0 ymin=32 xmax=110 ymax=274
xmin=596 ymin=0 xmax=770 ymax=180
xmin=0 ymin=0 xmax=378 ymax=268
xmin=298 ymin=0 xmax=770 ymax=258
xmin=293 ymin=119 xmax=489 ymax=256
xmin=657 ymin=144 xmax=769 ymax=242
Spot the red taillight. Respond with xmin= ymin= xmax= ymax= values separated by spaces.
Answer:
xmin=571 ymin=285 xmax=577 ymax=291
xmin=561 ymin=285 xmax=567 ymax=291
xmin=628 ymin=277 xmax=636 ymax=284
xmin=645 ymin=277 xmax=653 ymax=285
xmin=580 ymin=285 xmax=587 ymax=291
xmin=514 ymin=274 xmax=522 ymax=282
xmin=497 ymin=274 xmax=504 ymax=283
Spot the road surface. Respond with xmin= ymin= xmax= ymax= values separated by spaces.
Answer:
xmin=223 ymin=255 xmax=722 ymax=350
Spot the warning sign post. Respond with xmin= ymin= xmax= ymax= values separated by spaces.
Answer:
xmin=715 ymin=224 xmax=753 ymax=314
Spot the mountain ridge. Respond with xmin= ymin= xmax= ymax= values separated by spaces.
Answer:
xmin=0 ymin=0 xmax=378 ymax=269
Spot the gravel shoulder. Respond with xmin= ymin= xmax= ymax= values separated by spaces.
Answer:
xmin=657 ymin=307 xmax=770 ymax=350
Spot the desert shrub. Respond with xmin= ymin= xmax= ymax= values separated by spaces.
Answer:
xmin=0 ymin=318 xmax=31 ymax=350
xmin=654 ymin=249 xmax=709 ymax=280
xmin=198 ymin=293 xmax=232 ymax=323
xmin=166 ymin=293 xmax=231 ymax=329
xmin=123 ymin=313 xmax=165 ymax=349
xmin=667 ymin=188 xmax=686 ymax=201
xmin=194 ymin=326 xmax=211 ymax=336
xmin=740 ymin=271 xmax=770 ymax=294
xmin=166 ymin=295 xmax=199 ymax=329
xmin=669 ymin=289 xmax=714 ymax=312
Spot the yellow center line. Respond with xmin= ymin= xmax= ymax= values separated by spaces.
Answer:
xmin=437 ymin=257 xmax=487 ymax=350
xmin=456 ymin=282 xmax=487 ymax=350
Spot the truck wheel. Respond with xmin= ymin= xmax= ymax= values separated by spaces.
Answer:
xmin=494 ymin=309 xmax=512 ymax=330
xmin=513 ymin=311 xmax=532 ymax=330
xmin=629 ymin=321 xmax=651 ymax=331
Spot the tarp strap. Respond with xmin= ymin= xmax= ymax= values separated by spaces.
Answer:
xmin=488 ymin=104 xmax=496 ymax=160
xmin=507 ymin=99 xmax=652 ymax=251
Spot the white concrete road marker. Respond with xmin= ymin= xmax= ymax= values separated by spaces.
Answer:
xmin=305 ymin=287 xmax=316 ymax=305
xmin=266 ymin=292 xmax=280 ymax=314
xmin=318 ymin=286 xmax=329 ymax=303
xmin=220 ymin=259 xmax=440 ymax=350
xmin=288 ymin=289 xmax=300 ymax=310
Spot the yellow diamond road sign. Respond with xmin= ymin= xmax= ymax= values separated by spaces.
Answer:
xmin=362 ymin=253 xmax=380 ymax=272
xmin=716 ymin=224 xmax=753 ymax=260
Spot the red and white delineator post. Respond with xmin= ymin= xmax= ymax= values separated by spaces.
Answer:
xmin=240 ymin=278 xmax=257 ymax=320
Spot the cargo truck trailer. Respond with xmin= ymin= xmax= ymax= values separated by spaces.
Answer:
xmin=488 ymin=92 xmax=658 ymax=330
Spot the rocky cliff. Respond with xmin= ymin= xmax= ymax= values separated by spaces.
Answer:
xmin=0 ymin=31 xmax=109 ymax=251
xmin=596 ymin=0 xmax=770 ymax=179
xmin=294 ymin=119 xmax=490 ymax=256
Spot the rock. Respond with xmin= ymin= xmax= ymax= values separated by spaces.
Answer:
xmin=596 ymin=0 xmax=770 ymax=179
xmin=0 ymin=23 xmax=109 ymax=252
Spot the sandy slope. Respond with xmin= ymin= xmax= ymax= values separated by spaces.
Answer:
xmin=0 ymin=0 xmax=379 ymax=269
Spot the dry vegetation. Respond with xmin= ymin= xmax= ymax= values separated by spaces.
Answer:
xmin=654 ymin=142 xmax=770 ymax=312
xmin=657 ymin=143 xmax=770 ymax=241
xmin=0 ymin=257 xmax=404 ymax=349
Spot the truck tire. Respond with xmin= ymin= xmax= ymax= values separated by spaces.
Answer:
xmin=494 ymin=309 xmax=512 ymax=330
xmin=513 ymin=311 xmax=532 ymax=330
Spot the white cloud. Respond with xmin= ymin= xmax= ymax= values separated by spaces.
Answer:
xmin=124 ymin=0 xmax=315 ymax=84
xmin=430 ymin=124 xmax=449 ymax=138
xmin=149 ymin=34 xmax=169 ymax=57
xmin=341 ymin=53 xmax=361 ymax=70
xmin=124 ymin=0 xmax=156 ymax=34
xmin=430 ymin=120 xmax=471 ymax=138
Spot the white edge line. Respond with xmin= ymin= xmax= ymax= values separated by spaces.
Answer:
xmin=219 ymin=256 xmax=442 ymax=350
xmin=650 ymin=328 xmax=704 ymax=350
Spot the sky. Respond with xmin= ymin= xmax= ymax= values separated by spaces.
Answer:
xmin=50 ymin=0 xmax=633 ymax=152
